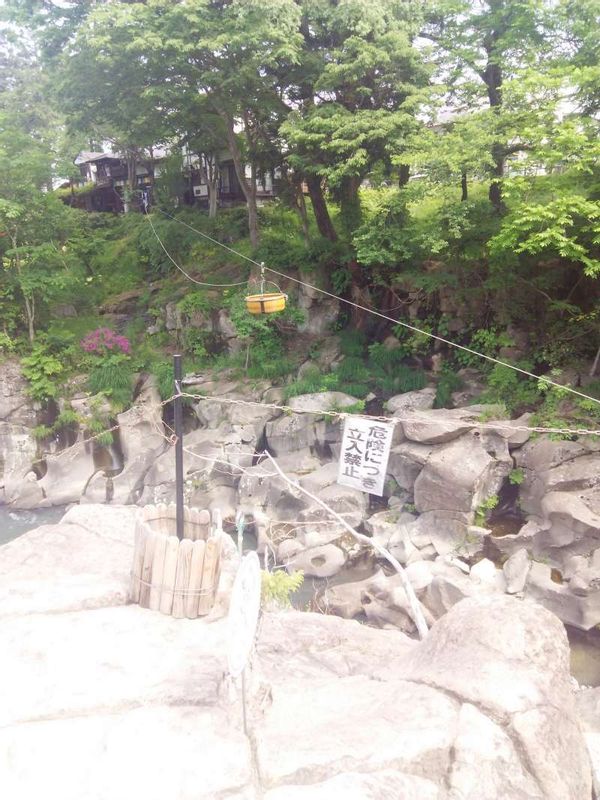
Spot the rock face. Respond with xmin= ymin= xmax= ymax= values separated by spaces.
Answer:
xmin=254 ymin=597 xmax=592 ymax=800
xmin=0 ymin=509 xmax=594 ymax=800
xmin=414 ymin=431 xmax=512 ymax=513
xmin=0 ymin=359 xmax=39 ymax=505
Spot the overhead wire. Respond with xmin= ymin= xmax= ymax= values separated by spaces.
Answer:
xmin=145 ymin=212 xmax=248 ymax=287
xmin=152 ymin=206 xmax=600 ymax=409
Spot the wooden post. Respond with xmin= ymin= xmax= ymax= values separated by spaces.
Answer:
xmin=173 ymin=538 xmax=194 ymax=619
xmin=173 ymin=354 xmax=184 ymax=541
xmin=160 ymin=535 xmax=180 ymax=615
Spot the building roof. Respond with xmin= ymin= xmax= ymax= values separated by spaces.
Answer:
xmin=74 ymin=151 xmax=118 ymax=166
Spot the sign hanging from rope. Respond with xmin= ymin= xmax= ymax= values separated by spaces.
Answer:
xmin=337 ymin=417 xmax=394 ymax=497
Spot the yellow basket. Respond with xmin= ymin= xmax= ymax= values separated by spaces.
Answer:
xmin=245 ymin=292 xmax=287 ymax=314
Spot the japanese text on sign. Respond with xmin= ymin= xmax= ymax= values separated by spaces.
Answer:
xmin=337 ymin=417 xmax=394 ymax=497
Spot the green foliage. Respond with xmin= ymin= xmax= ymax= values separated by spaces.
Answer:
xmin=339 ymin=329 xmax=367 ymax=358
xmin=509 ymin=468 xmax=525 ymax=485
xmin=177 ymin=290 xmax=211 ymax=317
xmin=150 ymin=360 xmax=175 ymax=402
xmin=531 ymin=374 xmax=600 ymax=439
xmin=434 ymin=370 xmax=464 ymax=409
xmin=31 ymin=424 xmax=53 ymax=440
xmin=0 ymin=332 xmax=15 ymax=355
xmin=455 ymin=329 xmax=514 ymax=371
xmin=86 ymin=413 xmax=114 ymax=447
xmin=284 ymin=366 xmax=339 ymax=400
xmin=368 ymin=343 xmax=427 ymax=395
xmin=225 ymin=292 xmax=300 ymax=381
xmin=261 ymin=569 xmax=304 ymax=609
xmin=87 ymin=354 xmax=133 ymax=410
xmin=490 ymin=195 xmax=600 ymax=277
xmin=481 ymin=363 xmax=540 ymax=414
xmin=182 ymin=328 xmax=210 ymax=361
xmin=21 ymin=343 xmax=64 ymax=402
xmin=474 ymin=495 xmax=499 ymax=526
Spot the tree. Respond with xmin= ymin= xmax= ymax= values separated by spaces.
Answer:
xmin=282 ymin=0 xmax=429 ymax=238
xmin=0 ymin=33 xmax=83 ymax=341
xmin=423 ymin=0 xmax=560 ymax=212
xmin=49 ymin=0 xmax=302 ymax=245
xmin=0 ymin=123 xmax=82 ymax=341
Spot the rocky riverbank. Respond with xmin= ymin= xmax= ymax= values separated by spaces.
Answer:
xmin=0 ymin=504 xmax=595 ymax=799
xmin=3 ymin=355 xmax=600 ymax=636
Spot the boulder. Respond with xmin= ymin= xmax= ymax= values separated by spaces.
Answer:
xmin=503 ymin=547 xmax=531 ymax=593
xmin=142 ymin=424 xmax=254 ymax=506
xmin=482 ymin=412 xmax=533 ymax=449
xmin=285 ymin=542 xmax=347 ymax=578
xmin=1 ymin=423 xmax=40 ymax=506
xmin=0 ymin=359 xmax=37 ymax=425
xmin=263 ymin=771 xmax=440 ymax=800
xmin=539 ymin=490 xmax=600 ymax=559
xmin=265 ymin=393 xmax=358 ymax=457
xmin=414 ymin=431 xmax=511 ymax=514
xmin=363 ymin=508 xmax=417 ymax=547
xmin=255 ymin=598 xmax=592 ymax=800
xmin=401 ymin=406 xmax=491 ymax=444
xmin=35 ymin=442 xmax=97 ymax=507
xmin=0 ymin=505 xmax=137 ymax=617
xmin=525 ymin=560 xmax=600 ymax=631
xmin=576 ymin=688 xmax=600 ymax=797
xmin=399 ymin=596 xmax=592 ymax=799
xmin=386 ymin=388 xmax=436 ymax=416
xmin=83 ymin=376 xmax=167 ymax=505
xmin=387 ymin=440 xmax=433 ymax=490
xmin=320 ymin=569 xmax=385 ymax=618
xmin=0 ymin=360 xmax=40 ymax=506
xmin=238 ymin=452 xmax=321 ymax=519
xmin=297 ymin=293 xmax=340 ymax=335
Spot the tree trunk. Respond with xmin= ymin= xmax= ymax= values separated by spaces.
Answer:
xmin=489 ymin=144 xmax=505 ymax=213
xmin=398 ymin=164 xmax=410 ymax=187
xmin=221 ymin=111 xmax=260 ymax=247
xmin=461 ymin=172 xmax=468 ymax=202
xmin=306 ymin=175 xmax=337 ymax=242
xmin=291 ymin=178 xmax=310 ymax=245
xmin=11 ymin=233 xmax=35 ymax=342
xmin=208 ymin=182 xmax=218 ymax=218
xmin=126 ymin=151 xmax=138 ymax=212
xmin=200 ymin=153 xmax=219 ymax=218
xmin=296 ymin=186 xmax=310 ymax=245
xmin=591 ymin=342 xmax=600 ymax=377
xmin=24 ymin=296 xmax=35 ymax=344
xmin=10 ymin=234 xmax=35 ymax=344
xmin=339 ymin=175 xmax=362 ymax=236
xmin=484 ymin=57 xmax=505 ymax=213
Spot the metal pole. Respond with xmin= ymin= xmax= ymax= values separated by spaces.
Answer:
xmin=173 ymin=354 xmax=184 ymax=540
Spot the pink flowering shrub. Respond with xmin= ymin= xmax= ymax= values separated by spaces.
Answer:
xmin=80 ymin=327 xmax=131 ymax=355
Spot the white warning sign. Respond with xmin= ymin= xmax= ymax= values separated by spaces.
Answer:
xmin=337 ymin=417 xmax=394 ymax=497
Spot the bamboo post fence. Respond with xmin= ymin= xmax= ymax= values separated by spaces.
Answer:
xmin=129 ymin=504 xmax=223 ymax=618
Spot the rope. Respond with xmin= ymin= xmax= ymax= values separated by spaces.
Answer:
xmin=129 ymin=571 xmax=216 ymax=597
xmin=46 ymin=383 xmax=600 ymax=468
xmin=180 ymin=390 xmax=600 ymax=438
xmin=153 ymin=207 xmax=600 ymax=409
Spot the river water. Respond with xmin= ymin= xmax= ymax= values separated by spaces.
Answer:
xmin=0 ymin=506 xmax=68 ymax=546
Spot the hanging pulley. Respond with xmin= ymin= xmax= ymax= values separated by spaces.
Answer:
xmin=245 ymin=262 xmax=287 ymax=314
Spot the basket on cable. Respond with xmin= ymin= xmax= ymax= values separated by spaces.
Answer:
xmin=129 ymin=504 xmax=223 ymax=619
xmin=245 ymin=266 xmax=287 ymax=314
